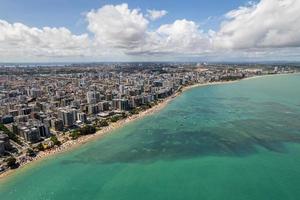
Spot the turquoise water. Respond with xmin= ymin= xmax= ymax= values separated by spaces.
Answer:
xmin=1 ymin=74 xmax=300 ymax=200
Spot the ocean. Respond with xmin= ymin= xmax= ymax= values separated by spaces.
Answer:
xmin=1 ymin=74 xmax=300 ymax=200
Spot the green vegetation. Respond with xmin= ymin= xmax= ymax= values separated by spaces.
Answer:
xmin=130 ymin=102 xmax=157 ymax=115
xmin=141 ymin=103 xmax=151 ymax=110
xmin=0 ymin=123 xmax=21 ymax=144
xmin=150 ymin=102 xmax=156 ymax=107
xmin=50 ymin=135 xmax=61 ymax=146
xmin=79 ymin=125 xmax=96 ymax=135
xmin=70 ymin=130 xmax=79 ymax=140
xmin=26 ymin=148 xmax=36 ymax=157
xmin=220 ymin=75 xmax=244 ymax=81
xmin=98 ymin=119 xmax=109 ymax=127
xmin=6 ymin=157 xmax=17 ymax=168
xmin=130 ymin=108 xmax=140 ymax=115
xmin=36 ymin=143 xmax=44 ymax=151
xmin=110 ymin=115 xmax=123 ymax=122
xmin=70 ymin=125 xmax=97 ymax=140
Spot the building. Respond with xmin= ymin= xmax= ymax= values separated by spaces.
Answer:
xmin=120 ymin=99 xmax=129 ymax=111
xmin=28 ymin=88 xmax=43 ymax=98
xmin=87 ymin=104 xmax=99 ymax=115
xmin=15 ymin=115 xmax=29 ymax=123
xmin=119 ymin=85 xmax=125 ymax=94
xmin=98 ymin=101 xmax=110 ymax=111
xmin=87 ymin=91 xmax=101 ymax=104
xmin=58 ymin=108 xmax=77 ymax=127
xmin=19 ymin=107 xmax=32 ymax=115
xmin=1 ymin=115 xmax=14 ymax=124
xmin=0 ymin=141 xmax=5 ymax=155
xmin=26 ymin=128 xmax=41 ymax=143
xmin=51 ymin=119 xmax=64 ymax=131
xmin=77 ymin=112 xmax=87 ymax=123
xmin=112 ymin=99 xmax=120 ymax=110
xmin=37 ymin=123 xmax=50 ymax=138
xmin=112 ymin=99 xmax=129 ymax=111
xmin=0 ymin=133 xmax=11 ymax=154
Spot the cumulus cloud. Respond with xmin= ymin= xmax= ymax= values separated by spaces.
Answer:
xmin=214 ymin=0 xmax=300 ymax=49
xmin=129 ymin=19 xmax=210 ymax=55
xmin=1 ymin=1 xmax=300 ymax=61
xmin=0 ymin=20 xmax=90 ymax=60
xmin=85 ymin=4 xmax=209 ymax=56
xmin=146 ymin=9 xmax=168 ymax=21
xmin=86 ymin=3 xmax=148 ymax=48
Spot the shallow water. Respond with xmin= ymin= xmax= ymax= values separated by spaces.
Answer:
xmin=1 ymin=74 xmax=300 ymax=200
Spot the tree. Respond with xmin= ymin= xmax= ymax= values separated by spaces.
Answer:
xmin=111 ymin=115 xmax=122 ymax=122
xmin=121 ymin=112 xmax=127 ymax=118
xmin=130 ymin=108 xmax=140 ymax=115
xmin=110 ymin=117 xmax=118 ymax=122
xmin=70 ymin=131 xmax=79 ymax=140
xmin=99 ymin=119 xmax=109 ymax=127
xmin=26 ymin=148 xmax=36 ymax=157
xmin=79 ymin=125 xmax=96 ymax=135
xmin=69 ymin=125 xmax=97 ymax=140
xmin=50 ymin=135 xmax=61 ymax=146
xmin=36 ymin=143 xmax=44 ymax=151
xmin=6 ymin=157 xmax=17 ymax=168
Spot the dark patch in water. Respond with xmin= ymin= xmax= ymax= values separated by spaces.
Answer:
xmin=61 ymin=118 xmax=300 ymax=165
xmin=166 ymin=110 xmax=191 ymax=116
xmin=260 ymin=102 xmax=295 ymax=113
xmin=230 ymin=97 xmax=250 ymax=102
xmin=60 ymin=97 xmax=300 ymax=165
xmin=192 ymin=107 xmax=217 ymax=114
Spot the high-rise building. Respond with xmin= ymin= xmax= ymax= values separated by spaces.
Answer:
xmin=51 ymin=119 xmax=64 ymax=131
xmin=0 ymin=133 xmax=11 ymax=154
xmin=0 ymin=141 xmax=4 ymax=155
xmin=58 ymin=108 xmax=77 ymax=127
xmin=37 ymin=123 xmax=50 ymax=138
xmin=120 ymin=99 xmax=129 ymax=111
xmin=98 ymin=101 xmax=110 ymax=111
xmin=112 ymin=99 xmax=129 ymax=111
xmin=87 ymin=91 xmax=101 ymax=104
xmin=119 ymin=85 xmax=125 ymax=94
xmin=88 ymin=104 xmax=99 ymax=115
xmin=21 ymin=127 xmax=41 ymax=143
xmin=77 ymin=112 xmax=87 ymax=123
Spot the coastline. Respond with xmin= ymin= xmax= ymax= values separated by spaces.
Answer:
xmin=1 ymin=83 xmax=179 ymax=180
xmin=0 ymin=73 xmax=297 ymax=180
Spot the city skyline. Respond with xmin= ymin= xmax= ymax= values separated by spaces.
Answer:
xmin=1 ymin=0 xmax=300 ymax=62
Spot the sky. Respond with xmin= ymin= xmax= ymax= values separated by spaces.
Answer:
xmin=0 ymin=0 xmax=300 ymax=62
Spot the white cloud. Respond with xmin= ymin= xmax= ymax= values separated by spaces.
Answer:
xmin=85 ymin=4 xmax=208 ymax=57
xmin=129 ymin=19 xmax=210 ymax=56
xmin=1 ymin=1 xmax=300 ymax=62
xmin=86 ymin=3 xmax=148 ymax=49
xmin=156 ymin=19 xmax=209 ymax=52
xmin=0 ymin=20 xmax=90 ymax=60
xmin=146 ymin=9 xmax=168 ymax=21
xmin=213 ymin=0 xmax=300 ymax=49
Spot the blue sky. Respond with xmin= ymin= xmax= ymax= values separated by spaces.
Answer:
xmin=0 ymin=0 xmax=248 ymax=34
xmin=0 ymin=0 xmax=300 ymax=62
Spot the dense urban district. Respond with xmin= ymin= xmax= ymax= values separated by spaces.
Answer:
xmin=0 ymin=63 xmax=298 ymax=174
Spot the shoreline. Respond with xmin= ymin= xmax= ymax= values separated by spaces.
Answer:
xmin=0 ymin=72 xmax=297 ymax=180
xmin=0 ymin=80 xmax=232 ymax=180
xmin=0 ymin=82 xmax=181 ymax=180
